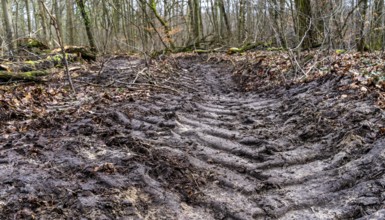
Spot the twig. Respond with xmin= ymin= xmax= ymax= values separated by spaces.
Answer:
xmin=19 ymin=48 xmax=42 ymax=60
xmin=97 ymin=56 xmax=114 ymax=79
xmin=40 ymin=0 xmax=75 ymax=93
xmin=132 ymin=67 xmax=148 ymax=84
xmin=287 ymin=19 xmax=314 ymax=76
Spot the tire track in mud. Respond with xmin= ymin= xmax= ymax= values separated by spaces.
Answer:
xmin=123 ymin=57 xmax=385 ymax=219
xmin=1 ymin=56 xmax=385 ymax=219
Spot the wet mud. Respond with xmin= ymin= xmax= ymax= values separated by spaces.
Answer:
xmin=1 ymin=55 xmax=385 ymax=219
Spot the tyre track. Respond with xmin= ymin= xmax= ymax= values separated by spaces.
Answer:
xmin=3 ymin=56 xmax=383 ymax=219
xmin=124 ymin=57 xmax=385 ymax=219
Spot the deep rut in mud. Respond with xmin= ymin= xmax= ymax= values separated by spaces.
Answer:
xmin=1 ymin=56 xmax=385 ymax=219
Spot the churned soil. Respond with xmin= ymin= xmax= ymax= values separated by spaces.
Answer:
xmin=1 ymin=55 xmax=385 ymax=219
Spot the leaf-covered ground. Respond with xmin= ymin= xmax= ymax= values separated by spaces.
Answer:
xmin=1 ymin=52 xmax=385 ymax=219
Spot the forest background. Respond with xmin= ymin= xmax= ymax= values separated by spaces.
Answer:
xmin=0 ymin=0 xmax=383 ymax=55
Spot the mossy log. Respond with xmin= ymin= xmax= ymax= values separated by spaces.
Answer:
xmin=227 ymin=42 xmax=270 ymax=54
xmin=17 ymin=38 xmax=49 ymax=50
xmin=1 ymin=54 xmax=77 ymax=72
xmin=0 ymin=71 xmax=48 ymax=81
xmin=52 ymin=46 xmax=96 ymax=61
xmin=227 ymin=47 xmax=242 ymax=54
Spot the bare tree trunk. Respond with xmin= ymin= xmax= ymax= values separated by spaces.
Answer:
xmin=357 ymin=0 xmax=368 ymax=52
xmin=54 ymin=0 xmax=63 ymax=41
xmin=113 ymin=0 xmax=121 ymax=50
xmin=148 ymin=0 xmax=175 ymax=50
xmin=32 ymin=1 xmax=39 ymax=34
xmin=218 ymin=0 xmax=231 ymax=39
xmin=188 ymin=0 xmax=201 ymax=46
xmin=76 ymin=0 xmax=97 ymax=52
xmin=25 ymin=0 xmax=32 ymax=35
xmin=270 ymin=0 xmax=286 ymax=47
xmin=371 ymin=0 xmax=384 ymax=50
xmin=2 ymin=0 xmax=14 ymax=57
xmin=209 ymin=0 xmax=219 ymax=42
xmin=15 ymin=1 xmax=20 ymax=39
xmin=38 ymin=1 xmax=48 ymax=45
xmin=238 ymin=0 xmax=246 ymax=43
xmin=66 ymin=0 xmax=75 ymax=45
xmin=294 ymin=0 xmax=316 ymax=49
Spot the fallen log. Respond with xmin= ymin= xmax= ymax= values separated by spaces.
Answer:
xmin=17 ymin=38 xmax=49 ymax=50
xmin=1 ymin=54 xmax=77 ymax=72
xmin=52 ymin=46 xmax=97 ymax=61
xmin=0 ymin=71 xmax=49 ymax=81
xmin=227 ymin=42 xmax=270 ymax=54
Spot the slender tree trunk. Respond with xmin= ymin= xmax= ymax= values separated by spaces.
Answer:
xmin=32 ymin=1 xmax=39 ymax=34
xmin=314 ymin=0 xmax=326 ymax=44
xmin=76 ymin=0 xmax=98 ymax=51
xmin=15 ymin=1 xmax=20 ymax=38
xmin=294 ymin=0 xmax=316 ymax=49
xmin=54 ymin=0 xmax=63 ymax=41
xmin=218 ymin=0 xmax=231 ymax=39
xmin=209 ymin=0 xmax=219 ymax=42
xmin=25 ymin=0 xmax=32 ymax=35
xmin=113 ymin=0 xmax=121 ymax=50
xmin=38 ymin=1 xmax=48 ymax=45
xmin=270 ymin=0 xmax=285 ymax=46
xmin=238 ymin=0 xmax=246 ymax=43
xmin=279 ymin=0 xmax=287 ymax=47
xmin=371 ymin=0 xmax=384 ymax=50
xmin=188 ymin=0 xmax=201 ymax=46
xmin=2 ymin=0 xmax=14 ymax=57
xmin=66 ymin=0 xmax=75 ymax=45
xmin=357 ymin=0 xmax=368 ymax=52
xmin=148 ymin=0 xmax=175 ymax=50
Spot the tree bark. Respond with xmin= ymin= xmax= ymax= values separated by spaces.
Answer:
xmin=371 ymin=0 xmax=384 ymax=50
xmin=0 ymin=71 xmax=48 ymax=81
xmin=38 ymin=1 xmax=48 ymax=45
xmin=238 ymin=0 xmax=246 ymax=43
xmin=218 ymin=0 xmax=231 ymax=39
xmin=1 ymin=0 xmax=14 ymax=57
xmin=188 ymin=0 xmax=201 ymax=46
xmin=294 ymin=0 xmax=316 ymax=49
xmin=270 ymin=0 xmax=286 ymax=47
xmin=357 ymin=0 xmax=368 ymax=52
xmin=25 ymin=0 xmax=32 ymax=35
xmin=76 ymin=0 xmax=98 ymax=52
xmin=54 ymin=0 xmax=64 ymax=41
xmin=148 ymin=0 xmax=175 ymax=50
xmin=66 ymin=0 xmax=75 ymax=45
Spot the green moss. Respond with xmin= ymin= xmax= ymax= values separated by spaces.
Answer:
xmin=17 ymin=38 xmax=49 ymax=50
xmin=47 ymin=54 xmax=71 ymax=65
xmin=267 ymin=47 xmax=284 ymax=51
xmin=0 ymin=70 xmax=48 ymax=81
xmin=194 ymin=49 xmax=210 ymax=53
xmin=25 ymin=60 xmax=36 ymax=65
xmin=228 ymin=47 xmax=242 ymax=54
xmin=24 ymin=60 xmax=37 ymax=68
xmin=28 ymin=39 xmax=40 ymax=47
xmin=18 ymin=71 xmax=47 ymax=78
xmin=51 ymin=54 xmax=63 ymax=62
xmin=263 ymin=41 xmax=273 ymax=47
xmin=336 ymin=49 xmax=346 ymax=55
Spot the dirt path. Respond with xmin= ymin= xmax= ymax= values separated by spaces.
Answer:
xmin=1 ymin=56 xmax=385 ymax=219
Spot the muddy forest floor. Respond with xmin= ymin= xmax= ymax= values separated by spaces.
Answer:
xmin=1 ymin=52 xmax=385 ymax=219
